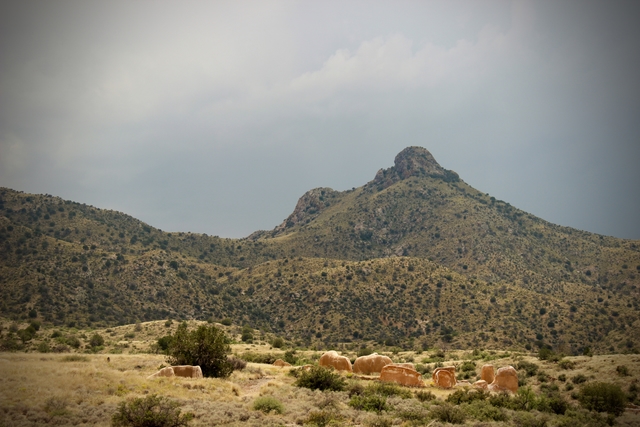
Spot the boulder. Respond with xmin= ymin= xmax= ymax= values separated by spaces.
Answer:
xmin=380 ymin=365 xmax=424 ymax=387
xmin=489 ymin=366 xmax=518 ymax=393
xmin=273 ymin=359 xmax=292 ymax=367
xmin=432 ymin=366 xmax=456 ymax=389
xmin=473 ymin=380 xmax=489 ymax=390
xmin=147 ymin=366 xmax=175 ymax=379
xmin=392 ymin=362 xmax=416 ymax=370
xmin=353 ymin=353 xmax=393 ymax=375
xmin=481 ymin=364 xmax=495 ymax=384
xmin=171 ymin=365 xmax=203 ymax=378
xmin=319 ymin=350 xmax=353 ymax=372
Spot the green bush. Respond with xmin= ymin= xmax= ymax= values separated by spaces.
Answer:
xmin=349 ymin=394 xmax=388 ymax=412
xmin=305 ymin=409 xmax=342 ymax=426
xmin=517 ymin=360 xmax=539 ymax=377
xmin=558 ymin=359 xmax=576 ymax=370
xmin=111 ymin=394 xmax=193 ymax=427
xmin=462 ymin=400 xmax=508 ymax=422
xmin=90 ymin=333 xmax=104 ymax=348
xmin=239 ymin=352 xmax=278 ymax=364
xmin=357 ymin=347 xmax=373 ymax=357
xmin=252 ymin=396 xmax=284 ymax=414
xmin=446 ymin=388 xmax=488 ymax=404
xmin=512 ymin=411 xmax=549 ymax=427
xmin=227 ymin=356 xmax=247 ymax=371
xmin=415 ymin=390 xmax=436 ymax=402
xmin=365 ymin=381 xmax=411 ymax=399
xmin=294 ymin=366 xmax=346 ymax=391
xmin=272 ymin=337 xmax=285 ymax=348
xmin=167 ymin=323 xmax=232 ymax=378
xmin=156 ymin=335 xmax=173 ymax=354
xmin=571 ymin=374 xmax=587 ymax=384
xmin=459 ymin=361 xmax=476 ymax=372
xmin=429 ymin=402 xmax=466 ymax=424
xmin=577 ymin=382 xmax=626 ymax=415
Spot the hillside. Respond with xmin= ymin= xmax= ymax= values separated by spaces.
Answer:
xmin=1 ymin=147 xmax=639 ymax=354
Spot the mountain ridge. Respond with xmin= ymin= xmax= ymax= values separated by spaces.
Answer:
xmin=1 ymin=146 xmax=639 ymax=353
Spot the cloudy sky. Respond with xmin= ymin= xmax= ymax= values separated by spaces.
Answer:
xmin=1 ymin=0 xmax=639 ymax=239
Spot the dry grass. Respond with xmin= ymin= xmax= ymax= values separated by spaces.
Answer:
xmin=0 ymin=350 xmax=639 ymax=426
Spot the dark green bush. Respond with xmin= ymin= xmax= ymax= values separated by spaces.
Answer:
xmin=578 ymin=382 xmax=626 ymax=415
xmin=239 ymin=352 xmax=278 ymax=364
xmin=294 ymin=366 xmax=346 ymax=391
xmin=365 ymin=381 xmax=411 ymax=399
xmin=167 ymin=323 xmax=232 ymax=378
xmin=349 ymin=394 xmax=388 ymax=412
xmin=512 ymin=411 xmax=549 ymax=427
xmin=227 ymin=356 xmax=246 ymax=371
xmin=156 ymin=335 xmax=173 ymax=354
xmin=446 ymin=388 xmax=489 ymax=405
xmin=517 ymin=360 xmax=539 ymax=377
xmin=429 ymin=402 xmax=466 ymax=424
xmin=459 ymin=361 xmax=476 ymax=372
xmin=252 ymin=396 xmax=284 ymax=414
xmin=571 ymin=374 xmax=587 ymax=384
xmin=462 ymin=400 xmax=508 ymax=422
xmin=305 ymin=409 xmax=342 ymax=426
xmin=111 ymin=394 xmax=193 ymax=427
xmin=558 ymin=359 xmax=576 ymax=370
xmin=89 ymin=333 xmax=104 ymax=348
xmin=415 ymin=390 xmax=436 ymax=402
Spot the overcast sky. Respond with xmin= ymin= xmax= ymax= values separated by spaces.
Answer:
xmin=1 ymin=0 xmax=639 ymax=239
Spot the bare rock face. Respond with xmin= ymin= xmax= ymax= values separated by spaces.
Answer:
xmin=489 ymin=366 xmax=518 ymax=393
xmin=370 ymin=146 xmax=458 ymax=191
xmin=432 ymin=366 xmax=456 ymax=388
xmin=481 ymin=364 xmax=495 ymax=384
xmin=353 ymin=353 xmax=393 ymax=375
xmin=273 ymin=359 xmax=292 ymax=367
xmin=147 ymin=365 xmax=203 ymax=379
xmin=380 ymin=365 xmax=424 ymax=387
xmin=319 ymin=350 xmax=352 ymax=372
xmin=273 ymin=187 xmax=338 ymax=233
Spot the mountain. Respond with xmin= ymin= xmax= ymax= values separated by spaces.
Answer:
xmin=1 ymin=147 xmax=639 ymax=354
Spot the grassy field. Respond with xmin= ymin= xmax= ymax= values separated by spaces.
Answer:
xmin=1 ymin=334 xmax=639 ymax=426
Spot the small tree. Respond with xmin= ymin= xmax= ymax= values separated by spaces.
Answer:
xmin=578 ymin=382 xmax=626 ymax=415
xmin=90 ymin=333 xmax=104 ymax=347
xmin=167 ymin=323 xmax=232 ymax=378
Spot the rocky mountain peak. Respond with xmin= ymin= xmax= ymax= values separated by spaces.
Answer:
xmin=393 ymin=146 xmax=445 ymax=179
xmin=370 ymin=146 xmax=458 ymax=190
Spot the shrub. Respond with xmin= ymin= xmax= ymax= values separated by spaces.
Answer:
xmin=446 ymin=388 xmax=488 ymax=404
xmin=578 ymin=382 xmax=626 ymax=415
xmin=462 ymin=400 xmax=508 ymax=422
xmin=571 ymin=374 xmax=587 ymax=384
xmin=305 ymin=409 xmax=342 ymax=426
xmin=459 ymin=361 xmax=476 ymax=372
xmin=512 ymin=411 xmax=549 ymax=427
xmin=156 ymin=335 xmax=173 ymax=354
xmin=227 ymin=356 xmax=247 ymax=371
xmin=252 ymin=396 xmax=284 ymax=414
xmin=90 ymin=333 xmax=104 ymax=348
xmin=511 ymin=387 xmax=539 ymax=411
xmin=362 ymin=415 xmax=392 ymax=427
xmin=357 ymin=347 xmax=373 ymax=357
xmin=61 ymin=355 xmax=89 ymax=362
xmin=615 ymin=365 xmax=629 ymax=376
xmin=37 ymin=342 xmax=51 ymax=353
xmin=294 ymin=366 xmax=346 ymax=391
xmin=112 ymin=394 xmax=193 ymax=427
xmin=167 ymin=323 xmax=232 ymax=378
xmin=272 ymin=337 xmax=285 ymax=348
xmin=429 ymin=402 xmax=466 ymax=424
xmin=365 ymin=381 xmax=411 ymax=399
xmin=558 ymin=359 xmax=576 ymax=370
xmin=415 ymin=390 xmax=436 ymax=402
xmin=517 ymin=360 xmax=539 ymax=377
xmin=349 ymin=394 xmax=388 ymax=412
xmin=240 ymin=352 xmax=278 ymax=364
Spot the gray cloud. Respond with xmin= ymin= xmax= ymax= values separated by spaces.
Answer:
xmin=1 ymin=0 xmax=639 ymax=239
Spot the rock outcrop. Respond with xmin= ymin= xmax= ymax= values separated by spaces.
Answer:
xmin=353 ymin=353 xmax=393 ymax=375
xmin=432 ymin=366 xmax=456 ymax=388
xmin=489 ymin=366 xmax=518 ymax=393
xmin=319 ymin=351 xmax=352 ymax=372
xmin=473 ymin=380 xmax=489 ymax=390
xmin=273 ymin=359 xmax=292 ymax=367
xmin=392 ymin=362 xmax=416 ymax=370
xmin=481 ymin=364 xmax=495 ymax=384
xmin=147 ymin=365 xmax=203 ymax=379
xmin=380 ymin=365 xmax=424 ymax=387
